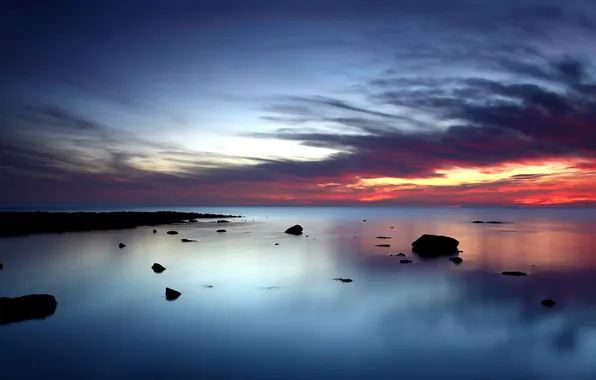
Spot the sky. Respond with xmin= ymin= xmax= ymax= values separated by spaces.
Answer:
xmin=1 ymin=0 xmax=595 ymax=207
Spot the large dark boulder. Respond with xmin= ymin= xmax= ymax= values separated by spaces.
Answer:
xmin=165 ymin=288 xmax=181 ymax=301
xmin=0 ymin=263 xmax=3 ymax=270
xmin=0 ymin=294 xmax=57 ymax=325
xmin=152 ymin=263 xmax=166 ymax=273
xmin=284 ymin=225 xmax=303 ymax=235
xmin=216 ymin=229 xmax=227 ymax=233
xmin=412 ymin=234 xmax=459 ymax=256
xmin=167 ymin=231 xmax=179 ymax=235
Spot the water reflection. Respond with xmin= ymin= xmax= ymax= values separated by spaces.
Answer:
xmin=1 ymin=208 xmax=596 ymax=379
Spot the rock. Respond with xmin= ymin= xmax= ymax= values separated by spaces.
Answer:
xmin=0 ymin=294 xmax=57 ymax=325
xmin=153 ymin=229 xmax=157 ymax=233
xmin=375 ymin=244 xmax=391 ymax=247
xmin=216 ymin=229 xmax=226 ymax=233
xmin=165 ymin=288 xmax=181 ymax=301
xmin=204 ymin=285 xmax=214 ymax=288
xmin=216 ymin=220 xmax=230 ymax=224
xmin=363 ymin=219 xmax=366 ymax=222
xmin=400 ymin=259 xmax=413 ymax=264
xmin=412 ymin=234 xmax=459 ymax=256
xmin=487 ymin=221 xmax=505 ymax=224
xmin=376 ymin=236 xmax=392 ymax=239
xmin=274 ymin=243 xmax=280 ymax=246
xmin=390 ymin=226 xmax=394 ymax=229
xmin=188 ymin=219 xmax=198 ymax=223
xmin=472 ymin=221 xmax=484 ymax=224
xmin=151 ymin=263 xmax=166 ymax=273
xmin=118 ymin=243 xmax=126 ymax=249
xmin=502 ymin=271 xmax=527 ymax=276
xmin=449 ymin=257 xmax=463 ymax=264
xmin=167 ymin=231 xmax=179 ymax=235
xmin=389 ymin=253 xmax=407 ymax=257
xmin=284 ymin=225 xmax=304 ymax=235
xmin=181 ymin=239 xmax=197 ymax=243
xmin=0 ymin=263 xmax=3 ymax=270
xmin=541 ymin=299 xmax=556 ymax=307
xmin=333 ymin=278 xmax=353 ymax=283
xmin=306 ymin=235 xmax=309 ymax=237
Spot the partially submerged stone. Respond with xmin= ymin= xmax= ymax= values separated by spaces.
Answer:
xmin=400 ymin=259 xmax=413 ymax=264
xmin=375 ymin=244 xmax=391 ymax=247
xmin=284 ymin=225 xmax=303 ymax=235
xmin=0 ymin=263 xmax=3 ymax=270
xmin=376 ymin=236 xmax=392 ymax=239
xmin=118 ymin=243 xmax=126 ymax=248
xmin=165 ymin=288 xmax=181 ymax=301
xmin=152 ymin=263 xmax=166 ymax=273
xmin=333 ymin=278 xmax=353 ymax=283
xmin=412 ymin=234 xmax=459 ymax=256
xmin=181 ymin=239 xmax=197 ymax=243
xmin=541 ymin=299 xmax=556 ymax=307
xmin=167 ymin=231 xmax=179 ymax=235
xmin=216 ymin=229 xmax=226 ymax=233
xmin=0 ymin=294 xmax=57 ymax=325
xmin=449 ymin=257 xmax=463 ymax=264
xmin=216 ymin=220 xmax=230 ymax=224
xmin=502 ymin=271 xmax=527 ymax=276
xmin=152 ymin=229 xmax=157 ymax=233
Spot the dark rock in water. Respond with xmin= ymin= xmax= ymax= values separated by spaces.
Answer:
xmin=306 ymin=235 xmax=309 ymax=237
xmin=333 ymin=278 xmax=353 ymax=283
xmin=188 ymin=219 xmax=198 ymax=223
xmin=284 ymin=225 xmax=304 ymax=235
xmin=181 ymin=239 xmax=197 ymax=243
xmin=541 ymin=299 xmax=556 ymax=307
xmin=0 ymin=294 xmax=57 ymax=325
xmin=167 ymin=231 xmax=179 ymax=235
xmin=153 ymin=229 xmax=157 ymax=233
xmin=375 ymin=244 xmax=391 ymax=247
xmin=376 ymin=236 xmax=392 ymax=239
xmin=400 ymin=259 xmax=413 ymax=264
xmin=216 ymin=220 xmax=230 ymax=224
xmin=216 ymin=229 xmax=226 ymax=233
xmin=363 ymin=219 xmax=367 ymax=222
xmin=118 ymin=243 xmax=126 ymax=249
xmin=204 ymin=285 xmax=214 ymax=288
xmin=165 ymin=288 xmax=181 ymax=301
xmin=390 ymin=226 xmax=394 ymax=229
xmin=472 ymin=221 xmax=484 ymax=224
xmin=502 ymin=271 xmax=527 ymax=276
xmin=390 ymin=253 xmax=406 ymax=257
xmin=487 ymin=221 xmax=505 ymax=224
xmin=412 ymin=234 xmax=459 ymax=256
xmin=0 ymin=263 xmax=3 ymax=270
xmin=274 ymin=243 xmax=279 ymax=245
xmin=449 ymin=257 xmax=463 ymax=264
xmin=151 ymin=263 xmax=166 ymax=273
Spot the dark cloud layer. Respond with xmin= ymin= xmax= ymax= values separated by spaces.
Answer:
xmin=1 ymin=0 xmax=596 ymax=205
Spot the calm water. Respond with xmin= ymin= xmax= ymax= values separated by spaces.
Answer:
xmin=2 ymin=207 xmax=596 ymax=380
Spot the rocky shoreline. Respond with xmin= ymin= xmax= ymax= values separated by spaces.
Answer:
xmin=0 ymin=211 xmax=243 ymax=237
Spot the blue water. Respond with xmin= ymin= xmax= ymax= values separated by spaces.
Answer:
xmin=2 ymin=207 xmax=596 ymax=379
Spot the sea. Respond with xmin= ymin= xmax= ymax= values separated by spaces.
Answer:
xmin=2 ymin=206 xmax=596 ymax=380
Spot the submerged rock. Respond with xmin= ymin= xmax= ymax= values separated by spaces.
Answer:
xmin=216 ymin=229 xmax=226 ymax=233
xmin=216 ymin=220 xmax=230 ymax=224
xmin=0 ymin=263 xmax=3 ymax=270
xmin=284 ymin=225 xmax=304 ymax=235
xmin=376 ymin=236 xmax=392 ymax=239
xmin=390 ymin=253 xmax=406 ymax=257
xmin=151 ymin=263 xmax=166 ymax=273
xmin=165 ymin=287 xmax=181 ymax=301
xmin=188 ymin=219 xmax=198 ymax=223
xmin=0 ymin=294 xmax=57 ymax=325
xmin=375 ymin=244 xmax=391 ymax=247
xmin=412 ymin=234 xmax=459 ymax=256
xmin=274 ymin=243 xmax=279 ymax=245
xmin=333 ymin=278 xmax=353 ymax=283
xmin=167 ymin=231 xmax=179 ymax=235
xmin=181 ymin=239 xmax=197 ymax=243
xmin=541 ymin=299 xmax=556 ymax=307
xmin=449 ymin=257 xmax=463 ymax=264
xmin=153 ymin=229 xmax=157 ymax=233
xmin=472 ymin=221 xmax=484 ymax=224
xmin=502 ymin=271 xmax=527 ymax=276
xmin=487 ymin=221 xmax=505 ymax=224
xmin=118 ymin=243 xmax=126 ymax=249
xmin=400 ymin=259 xmax=413 ymax=264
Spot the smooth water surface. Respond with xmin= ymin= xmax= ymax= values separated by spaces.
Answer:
xmin=2 ymin=207 xmax=596 ymax=379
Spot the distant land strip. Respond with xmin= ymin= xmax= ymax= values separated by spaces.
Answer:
xmin=0 ymin=211 xmax=243 ymax=237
